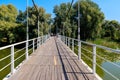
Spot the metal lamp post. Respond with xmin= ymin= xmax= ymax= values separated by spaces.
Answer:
xmin=26 ymin=0 xmax=29 ymax=60
xmin=38 ymin=16 xmax=40 ymax=39
xmin=37 ymin=16 xmax=40 ymax=47
xmin=32 ymin=0 xmax=40 ymax=47
xmin=78 ymin=0 xmax=81 ymax=60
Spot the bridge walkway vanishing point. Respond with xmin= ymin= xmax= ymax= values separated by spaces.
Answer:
xmin=8 ymin=37 xmax=98 ymax=80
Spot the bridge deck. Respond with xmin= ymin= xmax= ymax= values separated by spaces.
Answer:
xmin=8 ymin=37 xmax=98 ymax=80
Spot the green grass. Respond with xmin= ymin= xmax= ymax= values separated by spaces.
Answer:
xmin=87 ymin=38 xmax=120 ymax=61
xmin=87 ymin=38 xmax=120 ymax=49
xmin=0 ymin=44 xmax=33 ymax=80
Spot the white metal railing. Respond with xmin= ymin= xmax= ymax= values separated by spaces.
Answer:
xmin=0 ymin=34 xmax=50 ymax=79
xmin=59 ymin=35 xmax=120 ymax=80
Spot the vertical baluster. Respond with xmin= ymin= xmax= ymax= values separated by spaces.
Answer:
xmin=66 ymin=37 xmax=67 ymax=45
xmin=72 ymin=39 xmax=74 ymax=51
xmin=26 ymin=41 xmax=28 ymax=60
xmin=40 ymin=37 xmax=41 ymax=45
xmin=39 ymin=37 xmax=40 ymax=46
xmin=33 ymin=39 xmax=35 ymax=53
xmin=37 ymin=38 xmax=39 ymax=48
xmin=11 ymin=45 xmax=14 ymax=74
xmin=93 ymin=45 xmax=96 ymax=74
xmin=68 ymin=38 xmax=70 ymax=47
xmin=42 ymin=36 xmax=43 ymax=44
xmin=78 ymin=40 xmax=81 ymax=60
xmin=65 ymin=37 xmax=67 ymax=45
xmin=64 ymin=36 xmax=65 ymax=43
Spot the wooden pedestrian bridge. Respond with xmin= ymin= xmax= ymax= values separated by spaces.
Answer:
xmin=0 ymin=35 xmax=120 ymax=80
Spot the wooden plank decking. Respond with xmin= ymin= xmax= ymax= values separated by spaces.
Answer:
xmin=8 ymin=37 xmax=98 ymax=80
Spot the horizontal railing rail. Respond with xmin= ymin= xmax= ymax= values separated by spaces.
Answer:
xmin=0 ymin=34 xmax=50 ymax=79
xmin=59 ymin=35 xmax=120 ymax=80
xmin=61 ymin=36 xmax=120 ymax=54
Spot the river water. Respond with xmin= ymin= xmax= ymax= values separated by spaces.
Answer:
xmin=102 ymin=62 xmax=120 ymax=80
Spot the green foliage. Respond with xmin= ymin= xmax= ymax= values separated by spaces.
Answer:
xmin=53 ymin=0 xmax=104 ymax=40
xmin=101 ymin=20 xmax=120 ymax=41
xmin=0 ymin=21 xmax=18 ymax=44
xmin=53 ymin=2 xmax=77 ymax=37
xmin=78 ymin=0 xmax=104 ymax=40
xmin=0 ymin=4 xmax=18 ymax=45
xmin=0 ymin=4 xmax=51 ymax=46
xmin=16 ymin=6 xmax=51 ymax=38
xmin=0 ymin=4 xmax=17 ymax=22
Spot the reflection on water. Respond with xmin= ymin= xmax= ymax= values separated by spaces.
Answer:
xmin=102 ymin=62 xmax=120 ymax=80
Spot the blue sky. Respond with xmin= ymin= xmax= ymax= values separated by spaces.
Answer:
xmin=93 ymin=0 xmax=120 ymax=22
xmin=0 ymin=0 xmax=120 ymax=22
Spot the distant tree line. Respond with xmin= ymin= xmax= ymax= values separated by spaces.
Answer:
xmin=53 ymin=0 xmax=120 ymax=41
xmin=0 ymin=0 xmax=120 ymax=46
xmin=0 ymin=4 xmax=51 ymax=46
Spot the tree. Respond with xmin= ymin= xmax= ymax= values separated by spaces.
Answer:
xmin=102 ymin=20 xmax=120 ymax=41
xmin=74 ymin=0 xmax=104 ymax=40
xmin=17 ymin=6 xmax=51 ymax=39
xmin=53 ymin=0 xmax=104 ymax=40
xmin=53 ymin=2 xmax=77 ymax=37
xmin=0 ymin=4 xmax=18 ymax=22
xmin=0 ymin=4 xmax=18 ymax=45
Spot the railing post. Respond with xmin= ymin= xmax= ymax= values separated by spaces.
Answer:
xmin=41 ymin=36 xmax=42 ymax=44
xmin=72 ymin=39 xmax=74 ymax=51
xmin=93 ymin=45 xmax=96 ymax=74
xmin=43 ymin=36 xmax=44 ymax=43
xmin=42 ymin=36 xmax=43 ymax=44
xmin=43 ymin=36 xmax=45 ymax=43
xmin=37 ymin=38 xmax=39 ymax=48
xmin=45 ymin=35 xmax=47 ymax=41
xmin=33 ymin=39 xmax=35 ymax=53
xmin=11 ymin=45 xmax=14 ymax=74
xmin=66 ymin=37 xmax=68 ymax=46
xmin=61 ymin=36 xmax=63 ymax=42
xmin=59 ymin=35 xmax=61 ymax=40
xmin=39 ymin=37 xmax=41 ymax=46
xmin=67 ymin=37 xmax=69 ymax=46
xmin=63 ymin=36 xmax=64 ymax=43
xmin=68 ymin=38 xmax=70 ymax=47
xmin=65 ymin=37 xmax=66 ymax=44
xmin=26 ymin=40 xmax=28 ymax=60
xmin=78 ymin=40 xmax=81 ymax=60
xmin=63 ymin=36 xmax=65 ymax=43
xmin=39 ymin=37 xmax=41 ymax=45
xmin=65 ymin=37 xmax=67 ymax=45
